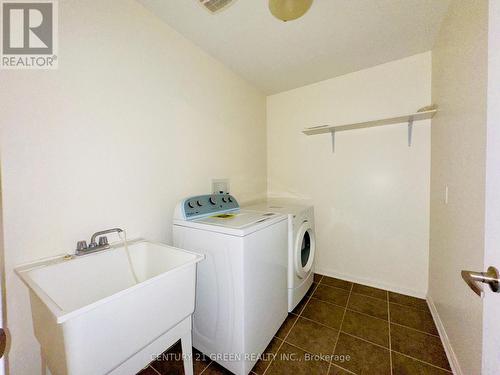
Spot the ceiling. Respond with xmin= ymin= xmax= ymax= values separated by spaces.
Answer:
xmin=138 ymin=0 xmax=450 ymax=94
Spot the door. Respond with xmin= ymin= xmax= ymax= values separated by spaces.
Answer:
xmin=0 ymin=170 xmax=5 ymax=375
xmin=461 ymin=3 xmax=500 ymax=373
xmin=482 ymin=2 xmax=500 ymax=373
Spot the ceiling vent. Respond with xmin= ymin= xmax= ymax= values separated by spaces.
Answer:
xmin=198 ymin=0 xmax=235 ymax=13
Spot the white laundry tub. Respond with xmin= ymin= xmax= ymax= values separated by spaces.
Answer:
xmin=16 ymin=240 xmax=204 ymax=375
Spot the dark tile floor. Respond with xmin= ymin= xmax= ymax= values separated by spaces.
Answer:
xmin=137 ymin=274 xmax=451 ymax=375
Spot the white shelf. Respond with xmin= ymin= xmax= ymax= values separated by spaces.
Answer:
xmin=302 ymin=109 xmax=437 ymax=152
xmin=302 ymin=109 xmax=437 ymax=135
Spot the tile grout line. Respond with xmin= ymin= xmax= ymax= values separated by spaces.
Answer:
xmin=307 ymin=295 xmax=354 ymax=310
xmin=334 ymin=289 xmax=445 ymax=375
xmin=308 ymin=294 xmax=440 ymax=338
xmin=319 ymin=283 xmax=388 ymax=302
xmin=392 ymin=350 xmax=453 ymax=373
xmin=321 ymin=286 xmax=388 ymax=306
xmin=198 ymin=360 xmax=213 ymax=375
xmin=284 ymin=314 xmax=390 ymax=351
xmin=324 ymin=276 xmax=350 ymax=375
xmin=282 ymin=340 xmax=331 ymax=363
xmin=310 ymin=286 xmax=427 ymax=312
xmin=262 ymin=275 xmax=323 ymax=375
xmin=387 ymin=291 xmax=393 ymax=375
xmin=318 ymin=282 xmax=354 ymax=293
xmin=328 ymin=282 xmax=353 ymax=373
xmin=350 ymin=290 xmax=389 ymax=302
xmin=344 ymin=304 xmax=440 ymax=338
xmin=330 ymin=363 xmax=358 ymax=375
xmin=335 ymin=327 xmax=453 ymax=370
xmin=308 ymin=295 xmax=391 ymax=324
xmin=389 ymin=300 xmax=432 ymax=313
xmin=390 ymin=321 xmax=440 ymax=338
xmin=295 ymin=314 xmax=345 ymax=332
xmin=280 ymin=341 xmax=357 ymax=375
xmin=148 ymin=365 xmax=162 ymax=375
xmin=282 ymin=340 xmax=357 ymax=375
xmin=273 ymin=326 xmax=402 ymax=374
xmin=340 ymin=330 xmax=391 ymax=351
xmin=388 ymin=295 xmax=452 ymax=373
xmin=344 ymin=305 xmax=387 ymax=322
xmin=294 ymin=286 xmax=389 ymax=352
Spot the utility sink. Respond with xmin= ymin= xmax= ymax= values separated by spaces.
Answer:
xmin=16 ymin=239 xmax=204 ymax=375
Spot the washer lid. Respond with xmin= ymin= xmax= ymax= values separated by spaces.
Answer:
xmin=173 ymin=210 xmax=287 ymax=237
xmin=194 ymin=210 xmax=279 ymax=229
xmin=244 ymin=199 xmax=311 ymax=216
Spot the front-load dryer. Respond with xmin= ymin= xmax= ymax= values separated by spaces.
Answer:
xmin=172 ymin=194 xmax=288 ymax=375
xmin=245 ymin=199 xmax=316 ymax=312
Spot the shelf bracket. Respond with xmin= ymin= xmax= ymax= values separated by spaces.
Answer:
xmin=408 ymin=118 xmax=414 ymax=147
xmin=331 ymin=129 xmax=335 ymax=153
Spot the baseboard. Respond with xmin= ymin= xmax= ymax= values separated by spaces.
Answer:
xmin=427 ymin=295 xmax=462 ymax=375
xmin=314 ymin=267 xmax=427 ymax=298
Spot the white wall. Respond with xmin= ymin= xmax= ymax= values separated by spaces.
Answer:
xmin=0 ymin=1 xmax=266 ymax=374
xmin=429 ymin=1 xmax=488 ymax=374
xmin=267 ymin=53 xmax=431 ymax=297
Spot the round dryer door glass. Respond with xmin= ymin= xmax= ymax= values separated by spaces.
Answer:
xmin=295 ymin=222 xmax=315 ymax=279
xmin=301 ymin=231 xmax=311 ymax=267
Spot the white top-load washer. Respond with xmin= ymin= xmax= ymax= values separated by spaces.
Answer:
xmin=245 ymin=199 xmax=315 ymax=312
xmin=172 ymin=194 xmax=288 ymax=375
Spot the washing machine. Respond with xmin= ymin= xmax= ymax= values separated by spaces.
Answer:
xmin=245 ymin=199 xmax=316 ymax=312
xmin=172 ymin=194 xmax=288 ymax=375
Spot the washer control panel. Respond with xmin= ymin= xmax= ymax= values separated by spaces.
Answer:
xmin=182 ymin=194 xmax=239 ymax=219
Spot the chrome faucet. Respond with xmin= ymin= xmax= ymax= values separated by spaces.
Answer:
xmin=75 ymin=228 xmax=124 ymax=256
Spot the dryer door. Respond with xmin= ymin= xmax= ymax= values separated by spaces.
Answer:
xmin=294 ymin=221 xmax=315 ymax=279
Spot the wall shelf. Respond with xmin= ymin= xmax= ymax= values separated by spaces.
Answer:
xmin=302 ymin=109 xmax=437 ymax=152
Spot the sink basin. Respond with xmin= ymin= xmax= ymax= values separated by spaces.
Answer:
xmin=16 ymin=239 xmax=204 ymax=375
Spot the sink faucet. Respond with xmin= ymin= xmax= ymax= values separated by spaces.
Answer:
xmin=76 ymin=228 xmax=124 ymax=256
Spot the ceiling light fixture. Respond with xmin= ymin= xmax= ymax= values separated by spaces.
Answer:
xmin=268 ymin=0 xmax=313 ymax=22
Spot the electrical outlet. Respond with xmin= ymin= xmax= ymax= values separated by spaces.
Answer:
xmin=212 ymin=179 xmax=230 ymax=195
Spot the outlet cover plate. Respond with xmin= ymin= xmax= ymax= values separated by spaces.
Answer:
xmin=212 ymin=179 xmax=230 ymax=195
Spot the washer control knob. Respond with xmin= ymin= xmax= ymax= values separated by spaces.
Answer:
xmin=188 ymin=201 xmax=195 ymax=208
xmin=228 ymin=196 xmax=233 ymax=202
xmin=222 ymin=197 xmax=228 ymax=203
xmin=209 ymin=196 xmax=217 ymax=205
xmin=197 ymin=200 xmax=203 ymax=207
